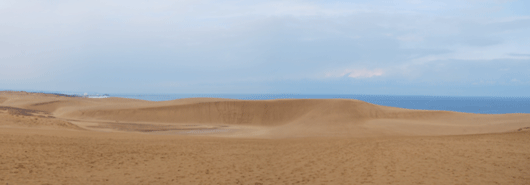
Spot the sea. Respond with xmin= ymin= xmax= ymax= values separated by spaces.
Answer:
xmin=104 ymin=94 xmax=530 ymax=114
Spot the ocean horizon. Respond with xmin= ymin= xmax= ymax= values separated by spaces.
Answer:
xmin=5 ymin=91 xmax=528 ymax=114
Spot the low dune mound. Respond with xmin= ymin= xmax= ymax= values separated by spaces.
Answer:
xmin=0 ymin=91 xmax=148 ymax=116
xmin=0 ymin=97 xmax=6 ymax=104
xmin=25 ymin=100 xmax=87 ymax=113
xmin=0 ymin=106 xmax=82 ymax=130
xmin=59 ymin=98 xmax=530 ymax=137
xmin=63 ymin=99 xmax=456 ymax=125
xmin=63 ymin=99 xmax=377 ymax=125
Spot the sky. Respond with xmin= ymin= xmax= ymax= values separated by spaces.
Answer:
xmin=1 ymin=0 xmax=529 ymax=96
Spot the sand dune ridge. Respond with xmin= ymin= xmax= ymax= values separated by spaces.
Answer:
xmin=0 ymin=91 xmax=529 ymax=137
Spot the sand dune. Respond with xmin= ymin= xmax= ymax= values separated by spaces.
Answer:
xmin=1 ymin=91 xmax=529 ymax=184
xmin=1 ymin=91 xmax=529 ymax=138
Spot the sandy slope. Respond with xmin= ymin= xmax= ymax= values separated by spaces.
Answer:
xmin=1 ymin=127 xmax=529 ymax=185
xmin=1 ymin=91 xmax=529 ymax=184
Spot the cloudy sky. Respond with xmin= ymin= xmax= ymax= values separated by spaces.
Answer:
xmin=1 ymin=0 xmax=529 ymax=96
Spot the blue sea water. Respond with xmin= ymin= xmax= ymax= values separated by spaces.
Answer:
xmin=109 ymin=94 xmax=530 ymax=114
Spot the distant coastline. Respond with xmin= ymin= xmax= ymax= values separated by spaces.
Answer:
xmin=0 ymin=91 xmax=109 ymax=99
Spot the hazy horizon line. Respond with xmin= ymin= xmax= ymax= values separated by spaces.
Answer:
xmin=3 ymin=90 xmax=530 ymax=98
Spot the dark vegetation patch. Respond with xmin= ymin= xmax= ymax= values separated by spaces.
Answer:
xmin=89 ymin=122 xmax=221 ymax=132
xmin=517 ymin=127 xmax=530 ymax=132
xmin=31 ymin=100 xmax=63 ymax=106
xmin=0 ymin=106 xmax=54 ymax=118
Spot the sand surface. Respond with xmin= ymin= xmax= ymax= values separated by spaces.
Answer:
xmin=1 ymin=91 xmax=529 ymax=184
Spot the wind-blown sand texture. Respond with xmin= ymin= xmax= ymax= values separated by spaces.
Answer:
xmin=1 ymin=91 xmax=529 ymax=184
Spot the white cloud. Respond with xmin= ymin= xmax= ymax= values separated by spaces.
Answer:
xmin=326 ymin=69 xmax=384 ymax=78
